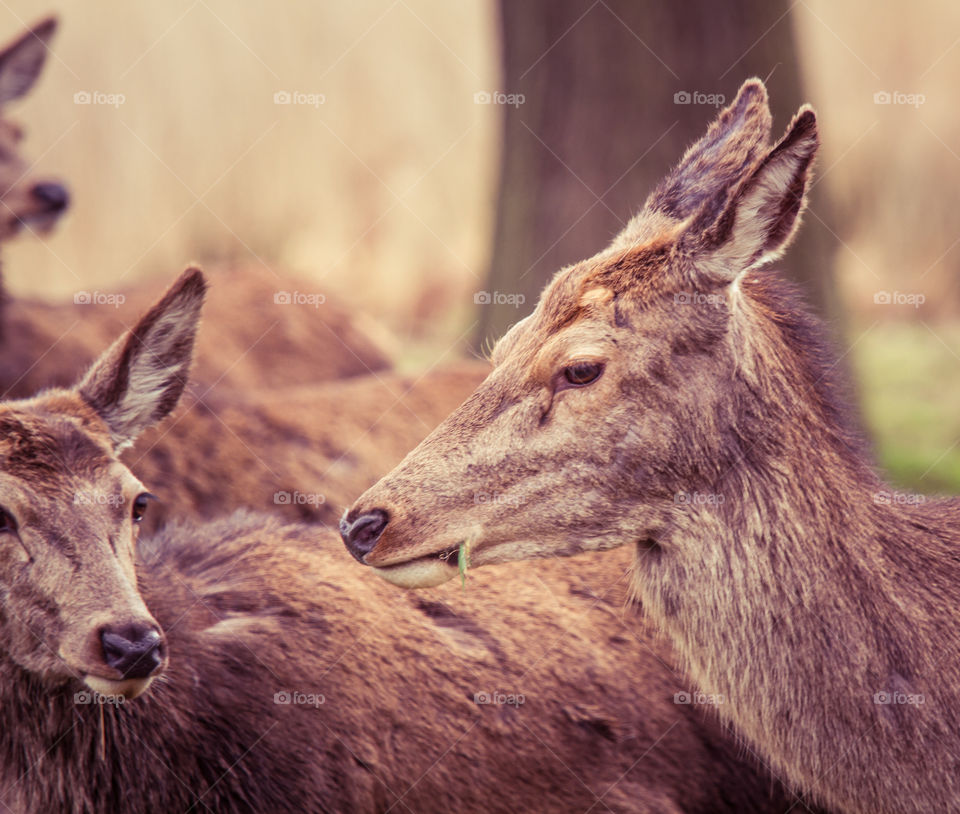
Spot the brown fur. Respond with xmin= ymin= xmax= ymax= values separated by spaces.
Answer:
xmin=124 ymin=360 xmax=490 ymax=534
xmin=0 ymin=262 xmax=393 ymax=399
xmin=348 ymin=80 xmax=959 ymax=813
xmin=0 ymin=271 xmax=814 ymax=812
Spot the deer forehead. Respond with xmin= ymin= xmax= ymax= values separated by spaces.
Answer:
xmin=0 ymin=404 xmax=117 ymax=493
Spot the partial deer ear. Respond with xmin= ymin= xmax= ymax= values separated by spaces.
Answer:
xmin=0 ymin=17 xmax=57 ymax=106
xmin=644 ymin=79 xmax=772 ymax=223
xmin=691 ymin=107 xmax=818 ymax=282
xmin=78 ymin=268 xmax=207 ymax=450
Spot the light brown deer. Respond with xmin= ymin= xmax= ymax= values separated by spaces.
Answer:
xmin=0 ymin=269 xmax=812 ymax=812
xmin=344 ymin=79 xmax=960 ymax=814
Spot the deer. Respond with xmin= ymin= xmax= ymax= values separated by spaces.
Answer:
xmin=0 ymin=268 xmax=814 ymax=813
xmin=342 ymin=78 xmax=960 ymax=814
xmin=0 ymin=15 xmax=69 ymax=246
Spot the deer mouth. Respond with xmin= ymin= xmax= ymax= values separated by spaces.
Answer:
xmin=372 ymin=544 xmax=461 ymax=589
xmin=15 ymin=208 xmax=64 ymax=234
xmin=83 ymin=674 xmax=157 ymax=700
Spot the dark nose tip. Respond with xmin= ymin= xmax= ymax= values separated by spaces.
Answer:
xmin=31 ymin=181 xmax=69 ymax=212
xmin=100 ymin=624 xmax=165 ymax=679
xmin=340 ymin=509 xmax=389 ymax=562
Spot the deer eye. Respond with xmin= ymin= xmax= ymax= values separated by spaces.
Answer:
xmin=561 ymin=361 xmax=605 ymax=388
xmin=131 ymin=494 xmax=154 ymax=524
xmin=0 ymin=507 xmax=17 ymax=534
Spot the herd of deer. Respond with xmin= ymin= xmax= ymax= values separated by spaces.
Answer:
xmin=0 ymin=14 xmax=952 ymax=814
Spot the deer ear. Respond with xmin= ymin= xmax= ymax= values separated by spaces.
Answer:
xmin=78 ymin=268 xmax=207 ymax=450
xmin=644 ymin=78 xmax=773 ymax=223
xmin=0 ymin=17 xmax=56 ymax=106
xmin=690 ymin=107 xmax=818 ymax=282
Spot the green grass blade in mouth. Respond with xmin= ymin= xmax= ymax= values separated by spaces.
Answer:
xmin=458 ymin=539 xmax=472 ymax=589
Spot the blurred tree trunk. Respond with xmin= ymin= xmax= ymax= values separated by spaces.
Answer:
xmin=477 ymin=0 xmax=840 ymax=348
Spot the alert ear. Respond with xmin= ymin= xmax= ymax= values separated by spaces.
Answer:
xmin=689 ymin=107 xmax=818 ymax=283
xmin=78 ymin=268 xmax=207 ymax=450
xmin=0 ymin=17 xmax=57 ymax=106
xmin=644 ymin=78 xmax=773 ymax=223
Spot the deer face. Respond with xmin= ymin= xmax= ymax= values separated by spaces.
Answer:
xmin=0 ymin=402 xmax=162 ymax=697
xmin=344 ymin=79 xmax=819 ymax=588
xmin=0 ymin=269 xmax=205 ymax=697
xmin=0 ymin=17 xmax=69 ymax=240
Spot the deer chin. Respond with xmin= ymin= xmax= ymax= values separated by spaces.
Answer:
xmin=83 ymin=674 xmax=156 ymax=700
xmin=373 ymin=551 xmax=459 ymax=589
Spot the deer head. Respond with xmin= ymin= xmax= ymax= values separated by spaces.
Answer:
xmin=0 ymin=269 xmax=205 ymax=698
xmin=0 ymin=16 xmax=69 ymax=239
xmin=343 ymin=79 xmax=827 ymax=588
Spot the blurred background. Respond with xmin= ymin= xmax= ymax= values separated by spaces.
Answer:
xmin=3 ymin=0 xmax=960 ymax=491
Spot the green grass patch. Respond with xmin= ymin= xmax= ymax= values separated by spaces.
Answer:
xmin=851 ymin=321 xmax=960 ymax=494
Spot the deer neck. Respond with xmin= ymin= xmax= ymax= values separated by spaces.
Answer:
xmin=631 ymin=300 xmax=960 ymax=813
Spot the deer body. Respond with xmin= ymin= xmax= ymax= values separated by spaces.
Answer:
xmin=125 ymin=360 xmax=490 ymax=533
xmin=345 ymin=80 xmax=960 ymax=813
xmin=0 ymin=271 xmax=808 ymax=813
xmin=1 ymin=514 xmax=807 ymax=814
xmin=0 ymin=263 xmax=393 ymax=400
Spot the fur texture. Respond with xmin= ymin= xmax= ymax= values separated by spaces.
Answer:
xmin=349 ymin=80 xmax=958 ymax=813
xmin=0 ymin=271 xmax=813 ymax=812
xmin=1 ymin=513 xmax=814 ymax=813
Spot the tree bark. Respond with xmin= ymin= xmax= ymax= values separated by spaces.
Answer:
xmin=479 ymin=0 xmax=839 ymax=347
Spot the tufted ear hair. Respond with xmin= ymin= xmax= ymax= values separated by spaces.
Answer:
xmin=78 ymin=268 xmax=207 ymax=450
xmin=686 ymin=107 xmax=818 ymax=283
xmin=644 ymin=78 xmax=773 ymax=225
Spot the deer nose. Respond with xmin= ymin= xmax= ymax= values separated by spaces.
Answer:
xmin=31 ymin=181 xmax=69 ymax=212
xmin=340 ymin=509 xmax=388 ymax=562
xmin=100 ymin=624 xmax=165 ymax=679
